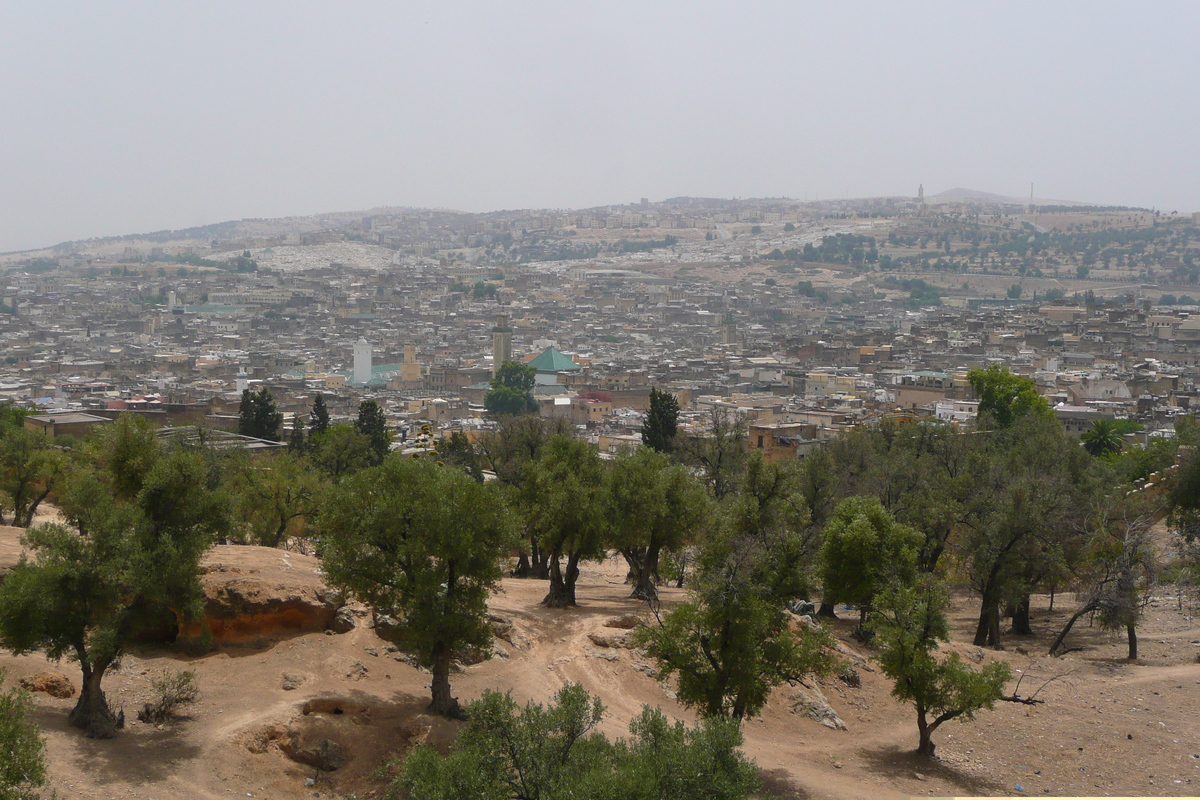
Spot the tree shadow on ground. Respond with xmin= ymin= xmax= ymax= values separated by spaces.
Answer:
xmin=858 ymin=743 xmax=1005 ymax=796
xmin=758 ymin=767 xmax=810 ymax=798
xmin=33 ymin=703 xmax=204 ymax=786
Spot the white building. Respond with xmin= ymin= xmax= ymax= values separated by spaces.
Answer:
xmin=353 ymin=338 xmax=372 ymax=386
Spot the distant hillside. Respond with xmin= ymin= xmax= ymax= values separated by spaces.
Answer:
xmin=928 ymin=187 xmax=1086 ymax=207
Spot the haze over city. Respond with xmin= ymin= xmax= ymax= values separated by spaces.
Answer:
xmin=3 ymin=1 xmax=1199 ymax=253
xmin=5 ymin=5 xmax=1200 ymax=800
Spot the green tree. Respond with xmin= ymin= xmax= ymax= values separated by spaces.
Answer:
xmin=438 ymin=430 xmax=483 ymax=482
xmin=635 ymin=569 xmax=836 ymax=720
xmin=310 ymin=423 xmax=375 ymax=480
xmin=521 ymin=436 xmax=608 ymax=607
xmin=871 ymin=577 xmax=1011 ymax=758
xmin=817 ymin=496 xmax=922 ymax=633
xmin=680 ymin=408 xmax=748 ymax=500
xmin=1006 ymin=283 xmax=1022 ymax=299
xmin=478 ymin=416 xmax=573 ymax=578
xmin=0 ymin=671 xmax=47 ymax=800
xmin=308 ymin=393 xmax=330 ymax=436
xmin=0 ymin=427 xmax=66 ymax=527
xmin=606 ymin=448 xmax=708 ymax=601
xmin=1081 ymin=418 xmax=1123 ymax=456
xmin=238 ymin=386 xmax=283 ymax=441
xmin=287 ymin=414 xmax=306 ymax=453
xmin=228 ymin=452 xmax=323 ymax=547
xmin=319 ymin=457 xmax=518 ymax=716
xmin=485 ymin=361 xmax=538 ymax=417
xmin=354 ymin=398 xmax=391 ymax=464
xmin=967 ymin=363 xmax=1052 ymax=428
xmin=640 ymin=387 xmax=680 ymax=453
xmin=395 ymin=684 xmax=759 ymax=800
xmin=963 ymin=415 xmax=1095 ymax=647
xmin=0 ymin=447 xmax=229 ymax=737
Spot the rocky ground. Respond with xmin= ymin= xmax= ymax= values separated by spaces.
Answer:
xmin=2 ymin=524 xmax=1199 ymax=799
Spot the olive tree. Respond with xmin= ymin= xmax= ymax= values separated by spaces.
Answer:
xmin=319 ymin=457 xmax=518 ymax=717
xmin=606 ymin=448 xmax=709 ymax=602
xmin=0 ymin=446 xmax=229 ymax=737
xmin=871 ymin=577 xmax=1011 ymax=758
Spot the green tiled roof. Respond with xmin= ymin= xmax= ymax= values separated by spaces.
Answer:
xmin=528 ymin=347 xmax=581 ymax=372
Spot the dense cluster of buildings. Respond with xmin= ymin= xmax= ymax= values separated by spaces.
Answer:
xmin=3 ymin=200 xmax=1198 ymax=458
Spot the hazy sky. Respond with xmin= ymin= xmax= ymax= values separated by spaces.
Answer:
xmin=2 ymin=2 xmax=1198 ymax=252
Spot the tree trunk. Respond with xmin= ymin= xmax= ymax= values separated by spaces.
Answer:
xmin=530 ymin=537 xmax=550 ymax=580
xmin=18 ymin=488 xmax=53 ymax=528
xmin=817 ymin=600 xmax=838 ymax=619
xmin=1126 ymin=624 xmax=1138 ymax=660
xmin=624 ymin=547 xmax=660 ymax=603
xmin=1009 ymin=594 xmax=1033 ymax=636
xmin=915 ymin=707 xmax=935 ymax=758
xmin=542 ymin=551 xmax=580 ymax=608
xmin=1047 ymin=600 xmax=1098 ymax=655
xmin=973 ymin=584 xmax=1003 ymax=649
xmin=70 ymin=659 xmax=122 ymax=738
xmin=427 ymin=641 xmax=461 ymax=718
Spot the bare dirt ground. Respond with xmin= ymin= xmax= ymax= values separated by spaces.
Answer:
xmin=2 ymin=544 xmax=1200 ymax=799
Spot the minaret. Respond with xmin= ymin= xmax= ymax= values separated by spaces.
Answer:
xmin=353 ymin=338 xmax=372 ymax=385
xmin=721 ymin=312 xmax=738 ymax=345
xmin=492 ymin=315 xmax=513 ymax=375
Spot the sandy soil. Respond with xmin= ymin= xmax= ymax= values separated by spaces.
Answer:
xmin=2 ymin=549 xmax=1200 ymax=799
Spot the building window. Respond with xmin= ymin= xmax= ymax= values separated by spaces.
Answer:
xmin=757 ymin=435 xmax=764 ymax=448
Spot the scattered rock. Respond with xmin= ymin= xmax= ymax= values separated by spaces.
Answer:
xmin=19 ymin=672 xmax=76 ymax=699
xmin=1014 ymin=784 xmax=1025 ymax=793
xmin=345 ymin=661 xmax=368 ymax=681
xmin=588 ymin=631 xmax=628 ymax=648
xmin=490 ymin=614 xmax=531 ymax=650
xmin=491 ymin=642 xmax=510 ymax=659
xmin=837 ymin=666 xmax=861 ymax=688
xmin=790 ymin=680 xmax=847 ymax=730
xmin=604 ymin=615 xmax=642 ymax=630
xmin=796 ymin=614 xmax=820 ymax=631
xmin=330 ymin=607 xmax=355 ymax=634
xmin=585 ymin=647 xmax=620 ymax=662
xmin=967 ymin=647 xmax=985 ymax=663
xmin=283 ymin=737 xmax=345 ymax=772
xmin=281 ymin=674 xmax=303 ymax=691
xmin=914 ymin=772 xmax=926 ymax=781
xmin=788 ymin=599 xmax=817 ymax=615
xmin=373 ymin=614 xmax=404 ymax=643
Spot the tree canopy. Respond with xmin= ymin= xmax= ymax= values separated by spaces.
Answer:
xmin=238 ymin=386 xmax=283 ymax=441
xmin=0 ymin=417 xmax=229 ymax=737
xmin=319 ymin=456 xmax=518 ymax=716
xmin=485 ymin=361 xmax=538 ymax=417
xmin=640 ymin=387 xmax=680 ymax=453
xmin=967 ymin=363 xmax=1052 ymax=428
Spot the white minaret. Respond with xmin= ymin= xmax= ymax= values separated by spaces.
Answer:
xmin=353 ymin=338 xmax=372 ymax=385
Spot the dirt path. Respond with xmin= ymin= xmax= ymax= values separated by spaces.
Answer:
xmin=3 ymin=552 xmax=1200 ymax=798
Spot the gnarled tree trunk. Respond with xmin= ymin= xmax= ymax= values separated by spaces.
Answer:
xmin=542 ymin=550 xmax=581 ymax=607
xmin=1009 ymin=594 xmax=1033 ymax=636
xmin=427 ymin=641 xmax=461 ymax=718
xmin=70 ymin=656 xmax=122 ymax=738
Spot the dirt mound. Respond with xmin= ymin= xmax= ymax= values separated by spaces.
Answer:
xmin=19 ymin=671 xmax=76 ymax=698
xmin=182 ymin=545 xmax=338 ymax=644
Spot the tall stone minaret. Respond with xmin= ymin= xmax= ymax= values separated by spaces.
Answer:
xmin=492 ymin=314 xmax=513 ymax=375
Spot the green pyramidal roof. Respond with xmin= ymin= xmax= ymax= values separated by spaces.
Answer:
xmin=528 ymin=346 xmax=581 ymax=372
